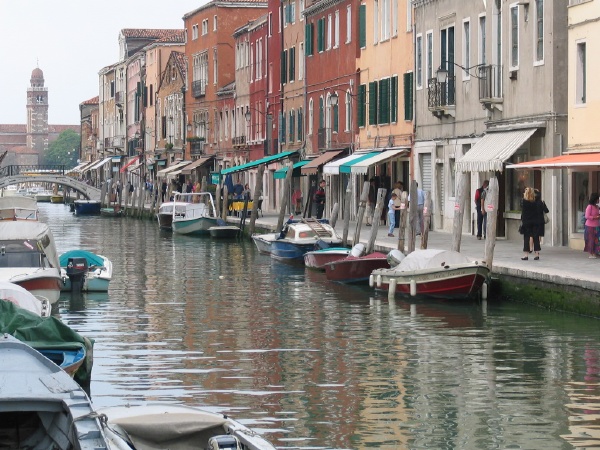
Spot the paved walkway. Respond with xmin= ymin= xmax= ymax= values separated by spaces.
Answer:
xmin=239 ymin=213 xmax=600 ymax=293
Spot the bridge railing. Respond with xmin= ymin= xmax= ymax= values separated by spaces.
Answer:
xmin=0 ymin=165 xmax=67 ymax=177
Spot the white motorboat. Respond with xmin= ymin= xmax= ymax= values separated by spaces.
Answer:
xmin=98 ymin=404 xmax=277 ymax=450
xmin=0 ymin=280 xmax=50 ymax=317
xmin=59 ymin=250 xmax=112 ymax=292
xmin=0 ymin=334 xmax=115 ymax=449
xmin=0 ymin=221 xmax=63 ymax=304
xmin=171 ymin=192 xmax=219 ymax=236
xmin=251 ymin=232 xmax=279 ymax=254
xmin=156 ymin=200 xmax=191 ymax=230
xmin=0 ymin=196 xmax=39 ymax=221
xmin=35 ymin=190 xmax=53 ymax=202
xmin=370 ymin=249 xmax=491 ymax=299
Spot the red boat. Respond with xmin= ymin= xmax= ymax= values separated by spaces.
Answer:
xmin=303 ymin=247 xmax=351 ymax=270
xmin=370 ymin=249 xmax=490 ymax=299
xmin=323 ymin=251 xmax=389 ymax=284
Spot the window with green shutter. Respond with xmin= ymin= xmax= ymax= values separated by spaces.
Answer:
xmin=333 ymin=103 xmax=339 ymax=132
xmin=297 ymin=108 xmax=303 ymax=141
xmin=281 ymin=113 xmax=287 ymax=143
xmin=357 ymin=84 xmax=366 ymax=127
xmin=289 ymin=47 xmax=295 ymax=82
xmin=378 ymin=78 xmax=390 ymax=125
xmin=289 ymin=111 xmax=295 ymax=142
xmin=403 ymin=72 xmax=413 ymax=121
xmin=368 ymin=81 xmax=378 ymax=125
xmin=391 ymin=75 xmax=398 ymax=123
xmin=319 ymin=97 xmax=324 ymax=129
xmin=281 ymin=49 xmax=288 ymax=84
xmin=305 ymin=23 xmax=314 ymax=56
xmin=317 ymin=18 xmax=325 ymax=52
xmin=359 ymin=5 xmax=366 ymax=49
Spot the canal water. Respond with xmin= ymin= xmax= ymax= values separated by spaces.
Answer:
xmin=40 ymin=203 xmax=599 ymax=449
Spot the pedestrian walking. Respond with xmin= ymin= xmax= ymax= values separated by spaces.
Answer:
xmin=584 ymin=192 xmax=600 ymax=259
xmin=520 ymin=187 xmax=542 ymax=260
xmin=387 ymin=193 xmax=399 ymax=237
xmin=314 ymin=180 xmax=326 ymax=219
xmin=391 ymin=181 xmax=404 ymax=228
xmin=475 ymin=180 xmax=489 ymax=240
xmin=366 ymin=178 xmax=376 ymax=226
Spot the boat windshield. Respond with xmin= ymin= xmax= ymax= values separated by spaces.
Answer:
xmin=0 ymin=240 xmax=50 ymax=268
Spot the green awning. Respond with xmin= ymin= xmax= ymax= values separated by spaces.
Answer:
xmin=221 ymin=151 xmax=298 ymax=175
xmin=339 ymin=152 xmax=379 ymax=174
xmin=273 ymin=160 xmax=310 ymax=179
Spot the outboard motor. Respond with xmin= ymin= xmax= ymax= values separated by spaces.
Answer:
xmin=66 ymin=257 xmax=88 ymax=292
xmin=350 ymin=243 xmax=365 ymax=258
xmin=387 ymin=249 xmax=405 ymax=267
xmin=208 ymin=435 xmax=242 ymax=450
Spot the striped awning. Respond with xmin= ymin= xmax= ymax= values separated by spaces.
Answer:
xmin=323 ymin=153 xmax=370 ymax=175
xmin=456 ymin=128 xmax=537 ymax=172
xmin=348 ymin=148 xmax=410 ymax=174
xmin=156 ymin=161 xmax=191 ymax=177
xmin=88 ymin=157 xmax=112 ymax=171
xmin=181 ymin=156 xmax=214 ymax=175
xmin=273 ymin=160 xmax=310 ymax=179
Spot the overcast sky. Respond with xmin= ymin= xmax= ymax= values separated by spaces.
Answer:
xmin=0 ymin=1 xmax=206 ymax=125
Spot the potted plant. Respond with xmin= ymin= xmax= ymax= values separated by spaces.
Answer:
xmin=165 ymin=143 xmax=174 ymax=150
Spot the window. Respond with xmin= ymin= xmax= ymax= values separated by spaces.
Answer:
xmin=345 ymin=91 xmax=351 ymax=131
xmin=327 ymin=14 xmax=332 ymax=50
xmin=202 ymin=19 xmax=208 ymax=35
xmin=440 ymin=26 xmax=455 ymax=105
xmin=576 ymin=41 xmax=586 ymax=104
xmin=306 ymin=23 xmax=314 ymax=56
xmin=281 ymin=49 xmax=288 ymax=84
xmin=297 ymin=107 xmax=303 ymax=141
xmin=300 ymin=0 xmax=304 ymax=20
xmin=368 ymin=81 xmax=378 ymax=125
xmin=334 ymin=10 xmax=339 ymax=48
xmin=289 ymin=110 xmax=295 ymax=142
xmin=319 ymin=97 xmax=324 ymax=129
xmin=357 ymin=84 xmax=366 ymax=127
xmin=192 ymin=24 xmax=198 ymax=40
xmin=381 ymin=0 xmax=390 ymax=41
xmin=213 ymin=15 xmax=217 ymax=31
xmin=213 ymin=48 xmax=218 ymax=85
xmin=510 ymin=5 xmax=519 ymax=69
xmin=426 ymin=31 xmax=433 ymax=82
xmin=463 ymin=19 xmax=471 ymax=80
xmin=378 ymin=78 xmax=391 ymax=124
xmin=392 ymin=0 xmax=398 ymax=37
xmin=289 ymin=46 xmax=295 ymax=82
xmin=346 ymin=6 xmax=352 ymax=43
xmin=332 ymin=101 xmax=338 ymax=133
xmin=359 ymin=4 xmax=366 ymax=48
xmin=416 ymin=34 xmax=423 ymax=89
xmin=534 ymin=0 xmax=544 ymax=63
xmin=299 ymin=43 xmax=305 ymax=80
xmin=403 ymin=73 xmax=412 ymax=120
xmin=281 ymin=112 xmax=286 ymax=144
xmin=478 ymin=15 xmax=486 ymax=65
xmin=373 ymin=0 xmax=379 ymax=44
xmin=308 ymin=98 xmax=314 ymax=135
xmin=406 ymin=0 xmax=411 ymax=32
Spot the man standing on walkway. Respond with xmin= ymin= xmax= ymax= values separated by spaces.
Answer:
xmin=416 ymin=183 xmax=425 ymax=235
xmin=314 ymin=180 xmax=326 ymax=219
xmin=391 ymin=181 xmax=405 ymax=228
xmin=475 ymin=179 xmax=489 ymax=240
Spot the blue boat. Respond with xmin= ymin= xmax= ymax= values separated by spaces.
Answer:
xmin=73 ymin=199 xmax=101 ymax=215
xmin=269 ymin=218 xmax=343 ymax=262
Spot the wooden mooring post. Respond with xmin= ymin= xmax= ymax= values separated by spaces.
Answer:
xmin=276 ymin=161 xmax=294 ymax=230
xmin=420 ymin=192 xmax=432 ymax=249
xmin=248 ymin=164 xmax=265 ymax=236
xmin=366 ymin=188 xmax=387 ymax=254
xmin=484 ymin=177 xmax=500 ymax=271
xmin=353 ymin=181 xmax=370 ymax=247
xmin=451 ymin=172 xmax=468 ymax=252
xmin=397 ymin=191 xmax=408 ymax=253
xmin=342 ymin=181 xmax=352 ymax=246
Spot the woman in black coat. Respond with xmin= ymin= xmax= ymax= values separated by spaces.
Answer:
xmin=521 ymin=187 xmax=542 ymax=260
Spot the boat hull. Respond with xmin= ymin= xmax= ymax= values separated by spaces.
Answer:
xmin=304 ymin=248 xmax=351 ymax=270
xmin=209 ymin=225 xmax=240 ymax=238
xmin=50 ymin=195 xmax=64 ymax=203
xmin=74 ymin=200 xmax=101 ymax=215
xmin=323 ymin=253 xmax=389 ymax=283
xmin=252 ymin=233 xmax=278 ymax=254
xmin=371 ymin=264 xmax=490 ymax=299
xmin=270 ymin=241 xmax=320 ymax=261
xmin=2 ymin=269 xmax=62 ymax=304
xmin=157 ymin=213 xmax=173 ymax=230
xmin=172 ymin=216 xmax=219 ymax=235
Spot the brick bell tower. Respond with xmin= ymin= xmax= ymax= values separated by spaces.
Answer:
xmin=27 ymin=66 xmax=49 ymax=163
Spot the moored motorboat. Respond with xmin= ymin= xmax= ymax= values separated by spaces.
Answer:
xmin=34 ymin=190 xmax=53 ymax=202
xmin=304 ymin=246 xmax=351 ymax=270
xmin=98 ymin=404 xmax=277 ymax=450
xmin=370 ymin=249 xmax=491 ymax=299
xmin=0 ymin=195 xmax=39 ymax=221
xmin=100 ymin=206 xmax=123 ymax=217
xmin=171 ymin=192 xmax=219 ymax=236
xmin=323 ymin=244 xmax=389 ymax=283
xmin=269 ymin=218 xmax=343 ymax=262
xmin=74 ymin=199 xmax=101 ymax=215
xmin=209 ymin=225 xmax=241 ymax=238
xmin=0 ymin=280 xmax=51 ymax=317
xmin=251 ymin=232 xmax=279 ymax=254
xmin=0 ymin=221 xmax=63 ymax=303
xmin=156 ymin=200 xmax=191 ymax=230
xmin=59 ymin=250 xmax=112 ymax=292
xmin=0 ymin=334 xmax=111 ymax=449
xmin=50 ymin=194 xmax=64 ymax=203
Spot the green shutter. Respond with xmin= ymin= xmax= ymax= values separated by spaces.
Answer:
xmin=289 ymin=47 xmax=295 ymax=82
xmin=357 ymin=84 xmax=366 ymax=127
xmin=379 ymin=79 xmax=390 ymax=124
xmin=281 ymin=50 xmax=288 ymax=83
xmin=306 ymin=23 xmax=313 ymax=56
xmin=391 ymin=76 xmax=398 ymax=123
xmin=333 ymin=104 xmax=339 ymax=132
xmin=359 ymin=5 xmax=366 ymax=48
xmin=403 ymin=72 xmax=413 ymax=121
xmin=282 ymin=113 xmax=286 ymax=143
xmin=317 ymin=18 xmax=324 ymax=52
xmin=298 ymin=108 xmax=303 ymax=141
xmin=368 ymin=81 xmax=378 ymax=125
xmin=319 ymin=97 xmax=324 ymax=128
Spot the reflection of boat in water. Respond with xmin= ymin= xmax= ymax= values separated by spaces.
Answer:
xmin=0 ymin=334 xmax=108 ymax=450
xmin=98 ymin=404 xmax=277 ymax=450
xmin=0 ymin=221 xmax=63 ymax=304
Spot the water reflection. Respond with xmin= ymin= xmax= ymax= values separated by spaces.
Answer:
xmin=36 ymin=203 xmax=600 ymax=449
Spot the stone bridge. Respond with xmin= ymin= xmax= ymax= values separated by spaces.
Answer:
xmin=0 ymin=171 xmax=101 ymax=201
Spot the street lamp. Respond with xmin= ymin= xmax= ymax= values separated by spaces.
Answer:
xmin=436 ymin=62 xmax=486 ymax=82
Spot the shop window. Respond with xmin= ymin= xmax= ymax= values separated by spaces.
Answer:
xmin=574 ymin=172 xmax=589 ymax=233
xmin=508 ymin=152 xmax=533 ymax=211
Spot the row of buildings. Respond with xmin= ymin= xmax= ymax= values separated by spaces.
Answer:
xmin=76 ymin=0 xmax=597 ymax=250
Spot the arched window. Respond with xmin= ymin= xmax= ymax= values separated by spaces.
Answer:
xmin=319 ymin=97 xmax=324 ymax=129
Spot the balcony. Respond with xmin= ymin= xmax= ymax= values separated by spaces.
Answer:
xmin=232 ymin=135 xmax=246 ymax=147
xmin=478 ymin=64 xmax=503 ymax=111
xmin=104 ymin=136 xmax=125 ymax=149
xmin=192 ymin=80 xmax=206 ymax=98
xmin=428 ymin=77 xmax=456 ymax=118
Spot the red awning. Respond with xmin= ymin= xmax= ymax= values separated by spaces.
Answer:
xmin=119 ymin=156 xmax=140 ymax=173
xmin=301 ymin=149 xmax=346 ymax=175
xmin=506 ymin=152 xmax=600 ymax=170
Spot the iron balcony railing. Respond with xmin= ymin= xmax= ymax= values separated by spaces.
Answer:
xmin=190 ymin=142 xmax=204 ymax=155
xmin=428 ymin=77 xmax=456 ymax=112
xmin=232 ymin=136 xmax=246 ymax=147
xmin=478 ymin=64 xmax=503 ymax=102
xmin=192 ymin=80 xmax=206 ymax=98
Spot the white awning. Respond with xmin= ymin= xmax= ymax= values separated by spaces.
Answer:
xmin=88 ymin=157 xmax=113 ymax=171
xmin=323 ymin=153 xmax=370 ymax=175
xmin=350 ymin=148 xmax=410 ymax=174
xmin=156 ymin=161 xmax=191 ymax=177
xmin=66 ymin=162 xmax=88 ymax=173
xmin=456 ymin=128 xmax=537 ymax=172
